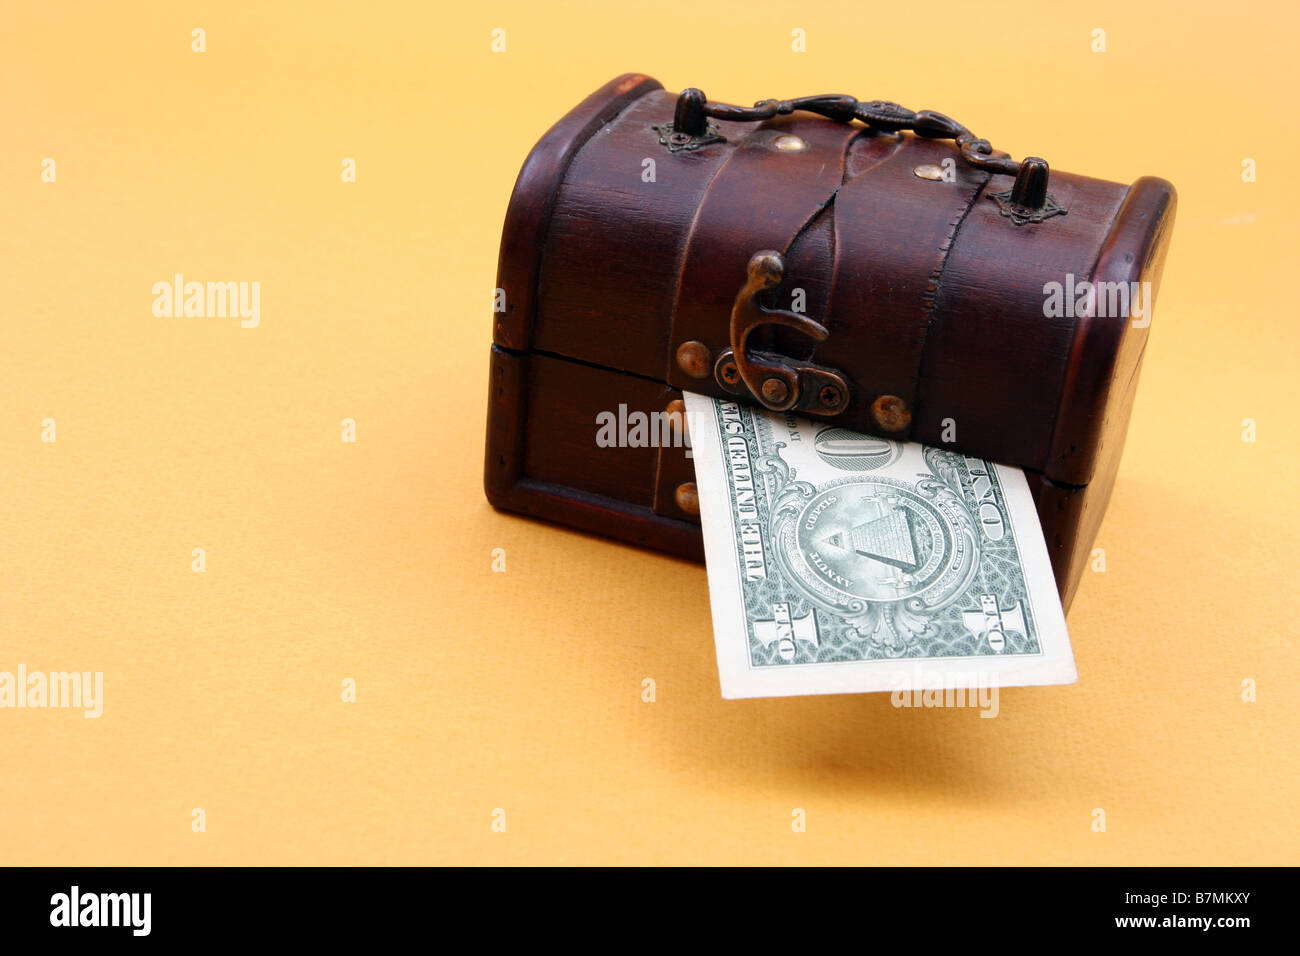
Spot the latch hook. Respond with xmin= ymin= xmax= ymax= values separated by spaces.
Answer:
xmin=714 ymin=251 xmax=850 ymax=416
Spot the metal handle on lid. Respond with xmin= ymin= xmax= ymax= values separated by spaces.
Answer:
xmin=655 ymin=88 xmax=1066 ymax=225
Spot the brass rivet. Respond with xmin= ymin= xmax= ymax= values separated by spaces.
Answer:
xmin=676 ymin=341 xmax=712 ymax=379
xmin=871 ymin=395 xmax=912 ymax=432
xmin=761 ymin=377 xmax=790 ymax=405
xmin=913 ymin=164 xmax=946 ymax=181
xmin=665 ymin=398 xmax=688 ymax=437
xmin=674 ymin=482 xmax=700 ymax=515
xmin=773 ymin=134 xmax=808 ymax=152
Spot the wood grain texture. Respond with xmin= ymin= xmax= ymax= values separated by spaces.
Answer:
xmin=494 ymin=73 xmax=662 ymax=352
xmin=487 ymin=74 xmax=1178 ymax=609
xmin=818 ymin=135 xmax=990 ymax=439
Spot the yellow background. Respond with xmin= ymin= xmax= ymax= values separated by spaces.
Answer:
xmin=2 ymin=1 xmax=1297 ymax=865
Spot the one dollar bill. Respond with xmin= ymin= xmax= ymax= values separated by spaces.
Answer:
xmin=684 ymin=392 xmax=1077 ymax=699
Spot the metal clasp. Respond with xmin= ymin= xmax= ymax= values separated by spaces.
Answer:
xmin=714 ymin=251 xmax=850 ymax=416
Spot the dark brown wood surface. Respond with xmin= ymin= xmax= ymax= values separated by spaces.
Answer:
xmin=486 ymin=74 xmax=1178 ymax=610
xmin=494 ymin=73 xmax=662 ymax=353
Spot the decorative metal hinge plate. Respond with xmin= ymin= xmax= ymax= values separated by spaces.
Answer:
xmin=988 ymin=189 xmax=1067 ymax=226
xmin=652 ymin=120 xmax=726 ymax=153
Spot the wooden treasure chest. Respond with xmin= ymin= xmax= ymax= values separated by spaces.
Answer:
xmin=484 ymin=73 xmax=1176 ymax=611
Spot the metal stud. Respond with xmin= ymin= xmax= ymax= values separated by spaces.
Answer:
xmin=761 ymin=378 xmax=790 ymax=405
xmin=665 ymin=399 xmax=688 ymax=439
xmin=871 ymin=395 xmax=912 ymax=432
xmin=675 ymin=482 xmax=700 ymax=515
xmin=676 ymin=341 xmax=712 ymax=379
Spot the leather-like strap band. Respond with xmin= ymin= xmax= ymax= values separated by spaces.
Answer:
xmin=815 ymin=136 xmax=990 ymax=438
xmin=665 ymin=117 xmax=864 ymax=393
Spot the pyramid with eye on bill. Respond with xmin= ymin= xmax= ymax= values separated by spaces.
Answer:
xmin=822 ymin=508 xmax=920 ymax=571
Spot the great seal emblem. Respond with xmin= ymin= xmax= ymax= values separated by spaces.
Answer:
xmin=760 ymin=455 xmax=982 ymax=650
